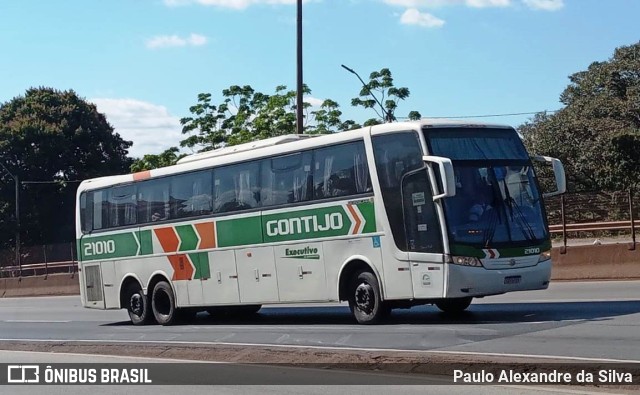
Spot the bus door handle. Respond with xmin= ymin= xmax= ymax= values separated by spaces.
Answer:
xmin=254 ymin=269 xmax=260 ymax=281
xmin=216 ymin=271 xmax=222 ymax=284
xmin=298 ymin=266 xmax=303 ymax=279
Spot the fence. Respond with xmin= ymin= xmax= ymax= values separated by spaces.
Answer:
xmin=0 ymin=242 xmax=77 ymax=278
xmin=1 ymin=190 xmax=638 ymax=278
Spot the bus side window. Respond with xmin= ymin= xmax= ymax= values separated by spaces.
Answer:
xmin=261 ymin=152 xmax=312 ymax=207
xmin=372 ymin=132 xmax=423 ymax=250
xmin=214 ymin=162 xmax=260 ymax=213
xmin=138 ymin=179 xmax=171 ymax=223
xmin=107 ymin=185 xmax=137 ymax=228
xmin=313 ymin=141 xmax=371 ymax=200
xmin=170 ymin=170 xmax=213 ymax=219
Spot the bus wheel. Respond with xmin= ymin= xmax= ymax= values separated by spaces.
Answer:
xmin=435 ymin=297 xmax=473 ymax=314
xmin=348 ymin=271 xmax=388 ymax=325
xmin=125 ymin=284 xmax=152 ymax=325
xmin=151 ymin=281 xmax=177 ymax=326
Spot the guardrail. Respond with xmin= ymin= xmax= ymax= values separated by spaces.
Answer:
xmin=0 ymin=260 xmax=77 ymax=278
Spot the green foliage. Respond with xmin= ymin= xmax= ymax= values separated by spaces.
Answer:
xmin=180 ymin=84 xmax=358 ymax=152
xmin=0 ymin=87 xmax=132 ymax=249
xmin=350 ymin=68 xmax=421 ymax=124
xmin=520 ymin=41 xmax=640 ymax=192
xmin=131 ymin=147 xmax=186 ymax=172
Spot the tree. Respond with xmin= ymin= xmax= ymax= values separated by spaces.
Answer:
xmin=520 ymin=42 xmax=640 ymax=192
xmin=179 ymin=84 xmax=357 ymax=153
xmin=131 ymin=147 xmax=186 ymax=172
xmin=350 ymin=68 xmax=422 ymax=125
xmin=0 ymin=87 xmax=133 ymax=249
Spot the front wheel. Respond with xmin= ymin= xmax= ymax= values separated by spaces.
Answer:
xmin=348 ymin=271 xmax=389 ymax=324
xmin=435 ymin=297 xmax=473 ymax=314
xmin=151 ymin=281 xmax=178 ymax=325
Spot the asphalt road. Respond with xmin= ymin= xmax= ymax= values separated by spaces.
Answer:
xmin=0 ymin=281 xmax=639 ymax=361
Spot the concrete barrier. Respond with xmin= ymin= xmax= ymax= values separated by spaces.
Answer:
xmin=551 ymin=243 xmax=640 ymax=281
xmin=1 ymin=244 xmax=638 ymax=297
xmin=1 ymin=273 xmax=79 ymax=298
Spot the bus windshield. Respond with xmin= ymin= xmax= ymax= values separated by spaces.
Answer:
xmin=424 ymin=127 xmax=548 ymax=247
xmin=442 ymin=164 xmax=548 ymax=246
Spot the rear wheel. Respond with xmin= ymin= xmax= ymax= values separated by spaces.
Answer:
xmin=125 ymin=283 xmax=152 ymax=325
xmin=151 ymin=281 xmax=178 ymax=326
xmin=348 ymin=271 xmax=389 ymax=324
xmin=435 ymin=297 xmax=473 ymax=314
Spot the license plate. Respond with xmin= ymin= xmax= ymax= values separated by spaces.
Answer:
xmin=504 ymin=275 xmax=522 ymax=285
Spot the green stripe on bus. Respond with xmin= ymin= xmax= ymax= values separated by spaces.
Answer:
xmin=216 ymin=216 xmax=263 ymax=247
xmin=139 ymin=230 xmax=153 ymax=255
xmin=80 ymin=232 xmax=139 ymax=261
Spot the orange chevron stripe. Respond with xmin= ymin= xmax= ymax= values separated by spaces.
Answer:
xmin=168 ymin=254 xmax=194 ymax=281
xmin=155 ymin=227 xmax=179 ymax=253
xmin=347 ymin=204 xmax=363 ymax=234
xmin=195 ymin=222 xmax=216 ymax=249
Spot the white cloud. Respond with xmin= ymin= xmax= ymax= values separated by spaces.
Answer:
xmin=522 ymin=0 xmax=563 ymax=11
xmin=145 ymin=33 xmax=208 ymax=49
xmin=91 ymin=98 xmax=184 ymax=158
xmin=304 ymin=96 xmax=325 ymax=107
xmin=164 ymin=0 xmax=308 ymax=10
xmin=466 ymin=0 xmax=509 ymax=8
xmin=383 ymin=0 xmax=510 ymax=8
xmin=400 ymin=8 xmax=445 ymax=28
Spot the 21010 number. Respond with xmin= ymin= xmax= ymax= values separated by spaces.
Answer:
xmin=84 ymin=240 xmax=116 ymax=256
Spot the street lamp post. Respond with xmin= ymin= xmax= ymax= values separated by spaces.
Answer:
xmin=0 ymin=161 xmax=20 ymax=270
xmin=296 ymin=0 xmax=304 ymax=135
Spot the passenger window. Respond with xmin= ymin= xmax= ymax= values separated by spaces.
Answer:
xmin=107 ymin=185 xmax=137 ymax=227
xmin=214 ymin=162 xmax=260 ymax=213
xmin=313 ymin=141 xmax=371 ymax=200
xmin=261 ymin=152 xmax=312 ymax=207
xmin=170 ymin=171 xmax=213 ymax=219
xmin=138 ymin=179 xmax=171 ymax=223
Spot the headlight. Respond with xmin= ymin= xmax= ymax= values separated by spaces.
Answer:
xmin=448 ymin=255 xmax=484 ymax=267
xmin=538 ymin=250 xmax=552 ymax=263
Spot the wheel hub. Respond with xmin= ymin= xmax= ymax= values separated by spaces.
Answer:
xmin=130 ymin=293 xmax=143 ymax=316
xmin=355 ymin=283 xmax=374 ymax=314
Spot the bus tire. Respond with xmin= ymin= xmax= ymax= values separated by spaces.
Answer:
xmin=348 ymin=270 xmax=388 ymax=324
xmin=435 ymin=297 xmax=473 ymax=314
xmin=125 ymin=283 xmax=152 ymax=325
xmin=151 ymin=281 xmax=178 ymax=326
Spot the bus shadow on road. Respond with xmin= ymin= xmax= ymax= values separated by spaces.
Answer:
xmin=103 ymin=299 xmax=640 ymax=326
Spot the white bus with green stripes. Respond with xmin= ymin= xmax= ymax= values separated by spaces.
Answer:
xmin=76 ymin=119 xmax=566 ymax=325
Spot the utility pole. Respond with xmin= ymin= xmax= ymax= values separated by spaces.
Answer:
xmin=0 ymin=161 xmax=20 ymax=269
xmin=296 ymin=0 xmax=304 ymax=135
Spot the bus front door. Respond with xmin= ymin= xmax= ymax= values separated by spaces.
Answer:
xmin=401 ymin=170 xmax=445 ymax=299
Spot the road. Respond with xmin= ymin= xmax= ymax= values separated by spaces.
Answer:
xmin=0 ymin=281 xmax=638 ymax=362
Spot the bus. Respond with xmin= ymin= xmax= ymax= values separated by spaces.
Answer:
xmin=76 ymin=119 xmax=566 ymax=325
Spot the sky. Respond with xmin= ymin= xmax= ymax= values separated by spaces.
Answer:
xmin=1 ymin=0 xmax=638 ymax=158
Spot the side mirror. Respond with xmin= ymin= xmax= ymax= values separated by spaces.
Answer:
xmin=422 ymin=155 xmax=456 ymax=200
xmin=531 ymin=155 xmax=566 ymax=197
